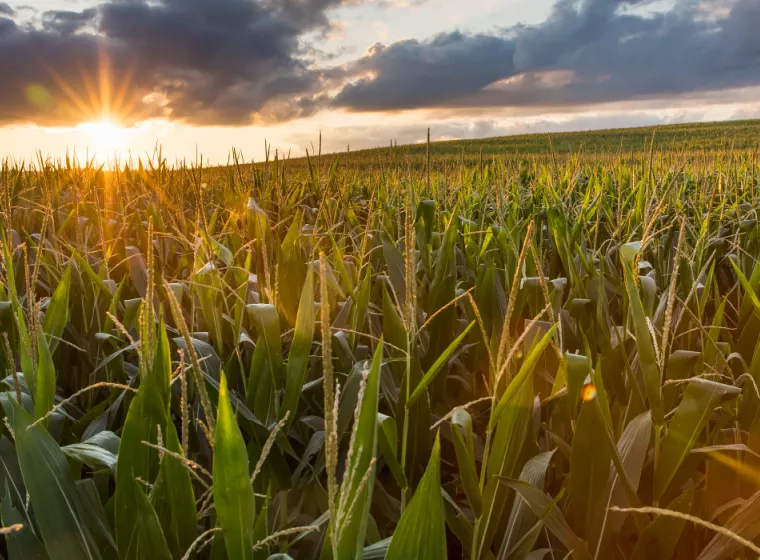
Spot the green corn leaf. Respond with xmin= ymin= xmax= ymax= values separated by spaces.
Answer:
xmin=203 ymin=231 xmax=234 ymax=267
xmin=730 ymin=258 xmax=760 ymax=313
xmin=490 ymin=323 xmax=558 ymax=431
xmin=214 ymin=372 xmax=256 ymax=560
xmin=114 ymin=376 xmax=167 ymax=556
xmin=654 ymin=379 xmax=741 ymax=503
xmin=278 ymin=210 xmax=306 ymax=326
xmin=280 ymin=267 xmax=315 ymax=428
xmin=42 ymin=264 xmax=71 ymax=354
xmin=75 ymin=478 xmax=117 ymax=556
xmin=247 ymin=303 xmax=283 ymax=382
xmin=153 ymin=422 xmax=196 ymax=559
xmin=386 ymin=433 xmax=446 ymax=560
xmin=569 ymin=399 xmax=612 ymax=541
xmin=474 ymin=370 xmax=535 ymax=559
xmin=72 ymin=250 xmax=114 ymax=297
xmin=363 ymin=537 xmax=392 ymax=560
xmin=1 ymin=481 xmax=49 ymax=560
xmin=61 ymin=442 xmax=118 ymax=471
xmin=498 ymin=480 xmax=590 ymax=560
xmin=621 ymin=241 xmax=664 ymax=426
xmin=383 ymin=236 xmax=406 ymax=306
xmin=33 ymin=327 xmax=56 ymax=428
xmin=600 ymin=412 xmax=652 ymax=546
xmin=407 ymin=321 xmax=475 ymax=407
xmin=382 ymin=281 xmax=407 ymax=349
xmin=0 ymin=394 xmax=101 ymax=560
xmin=124 ymin=483 xmax=172 ymax=560
xmin=377 ymin=413 xmax=407 ymax=490
xmin=125 ymin=246 xmax=148 ymax=298
xmin=195 ymin=262 xmax=225 ymax=352
xmin=248 ymin=337 xmax=274 ymax=424
xmin=630 ymin=488 xmax=694 ymax=560
xmin=564 ymin=352 xmax=591 ymax=419
xmin=331 ymin=236 xmax=356 ymax=298
xmin=499 ymin=450 xmax=555 ymax=559
xmin=17 ymin=308 xmax=35 ymax=399
xmin=252 ymin=498 xmax=270 ymax=560
xmin=151 ymin=315 xmax=172 ymax=407
xmin=348 ymin=268 xmax=372 ymax=350
xmin=323 ymin=340 xmax=384 ymax=558
xmin=451 ymin=408 xmax=482 ymax=517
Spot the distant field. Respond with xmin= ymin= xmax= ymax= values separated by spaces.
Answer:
xmin=273 ymin=119 xmax=760 ymax=172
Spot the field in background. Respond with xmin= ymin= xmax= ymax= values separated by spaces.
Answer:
xmin=273 ymin=119 xmax=760 ymax=172
xmin=2 ymin=120 xmax=760 ymax=559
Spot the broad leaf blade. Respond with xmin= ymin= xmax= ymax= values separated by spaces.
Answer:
xmin=125 ymin=483 xmax=172 ymax=560
xmin=408 ymin=321 xmax=475 ymax=407
xmin=0 ymin=394 xmax=101 ymax=560
xmin=630 ymin=488 xmax=694 ymax=560
xmin=654 ymin=379 xmax=740 ymax=502
xmin=325 ymin=341 xmax=384 ymax=558
xmin=42 ymin=264 xmax=71 ymax=354
xmin=451 ymin=408 xmax=482 ymax=518
xmin=500 ymin=480 xmax=590 ymax=560
xmin=33 ymin=328 xmax=56 ymax=428
xmin=114 ymin=377 xmax=167 ymax=556
xmin=386 ymin=434 xmax=446 ymax=560
xmin=621 ymin=241 xmax=664 ymax=426
xmin=214 ymin=373 xmax=256 ymax=560
xmin=280 ymin=268 xmax=315 ymax=428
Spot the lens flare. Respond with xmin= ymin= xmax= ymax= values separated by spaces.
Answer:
xmin=581 ymin=383 xmax=597 ymax=401
xmin=25 ymin=84 xmax=54 ymax=110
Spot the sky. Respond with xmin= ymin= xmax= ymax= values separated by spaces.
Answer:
xmin=0 ymin=0 xmax=759 ymax=164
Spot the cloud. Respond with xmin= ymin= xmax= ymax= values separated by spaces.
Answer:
xmin=329 ymin=0 xmax=760 ymax=113
xmin=0 ymin=0 xmax=345 ymax=126
xmin=334 ymin=32 xmax=516 ymax=110
xmin=0 ymin=0 xmax=759 ymax=128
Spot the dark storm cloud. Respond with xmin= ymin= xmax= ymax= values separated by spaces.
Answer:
xmin=0 ymin=0 xmax=344 ymax=125
xmin=335 ymin=32 xmax=516 ymax=110
xmin=41 ymin=9 xmax=97 ymax=35
xmin=0 ymin=3 xmax=13 ymax=16
xmin=331 ymin=0 xmax=760 ymax=112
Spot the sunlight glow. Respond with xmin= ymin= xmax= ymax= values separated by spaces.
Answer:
xmin=77 ymin=120 xmax=127 ymax=164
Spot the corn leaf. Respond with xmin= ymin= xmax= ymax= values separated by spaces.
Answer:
xmin=696 ymin=489 xmax=760 ymax=560
xmin=214 ymin=373 xmax=256 ymax=560
xmin=280 ymin=267 xmax=315 ymax=428
xmin=114 ymin=376 xmax=166 ymax=556
xmin=407 ymin=321 xmax=475 ymax=407
xmin=654 ymin=379 xmax=741 ymax=503
xmin=386 ymin=434 xmax=446 ymax=560
xmin=42 ymin=264 xmax=71 ymax=354
xmin=33 ymin=327 xmax=56 ymax=428
xmin=621 ymin=241 xmax=664 ymax=426
xmin=499 ymin=480 xmax=590 ymax=560
xmin=630 ymin=488 xmax=694 ymax=560
xmin=124 ymin=483 xmax=172 ymax=560
xmin=324 ymin=340 xmax=384 ymax=558
xmin=451 ymin=408 xmax=482 ymax=517
xmin=0 ymin=394 xmax=101 ymax=560
xmin=1 ymin=481 xmax=49 ymax=560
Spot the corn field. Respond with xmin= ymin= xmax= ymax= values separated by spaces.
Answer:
xmin=2 ymin=128 xmax=760 ymax=559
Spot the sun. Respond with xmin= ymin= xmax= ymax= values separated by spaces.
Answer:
xmin=78 ymin=119 xmax=127 ymax=164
